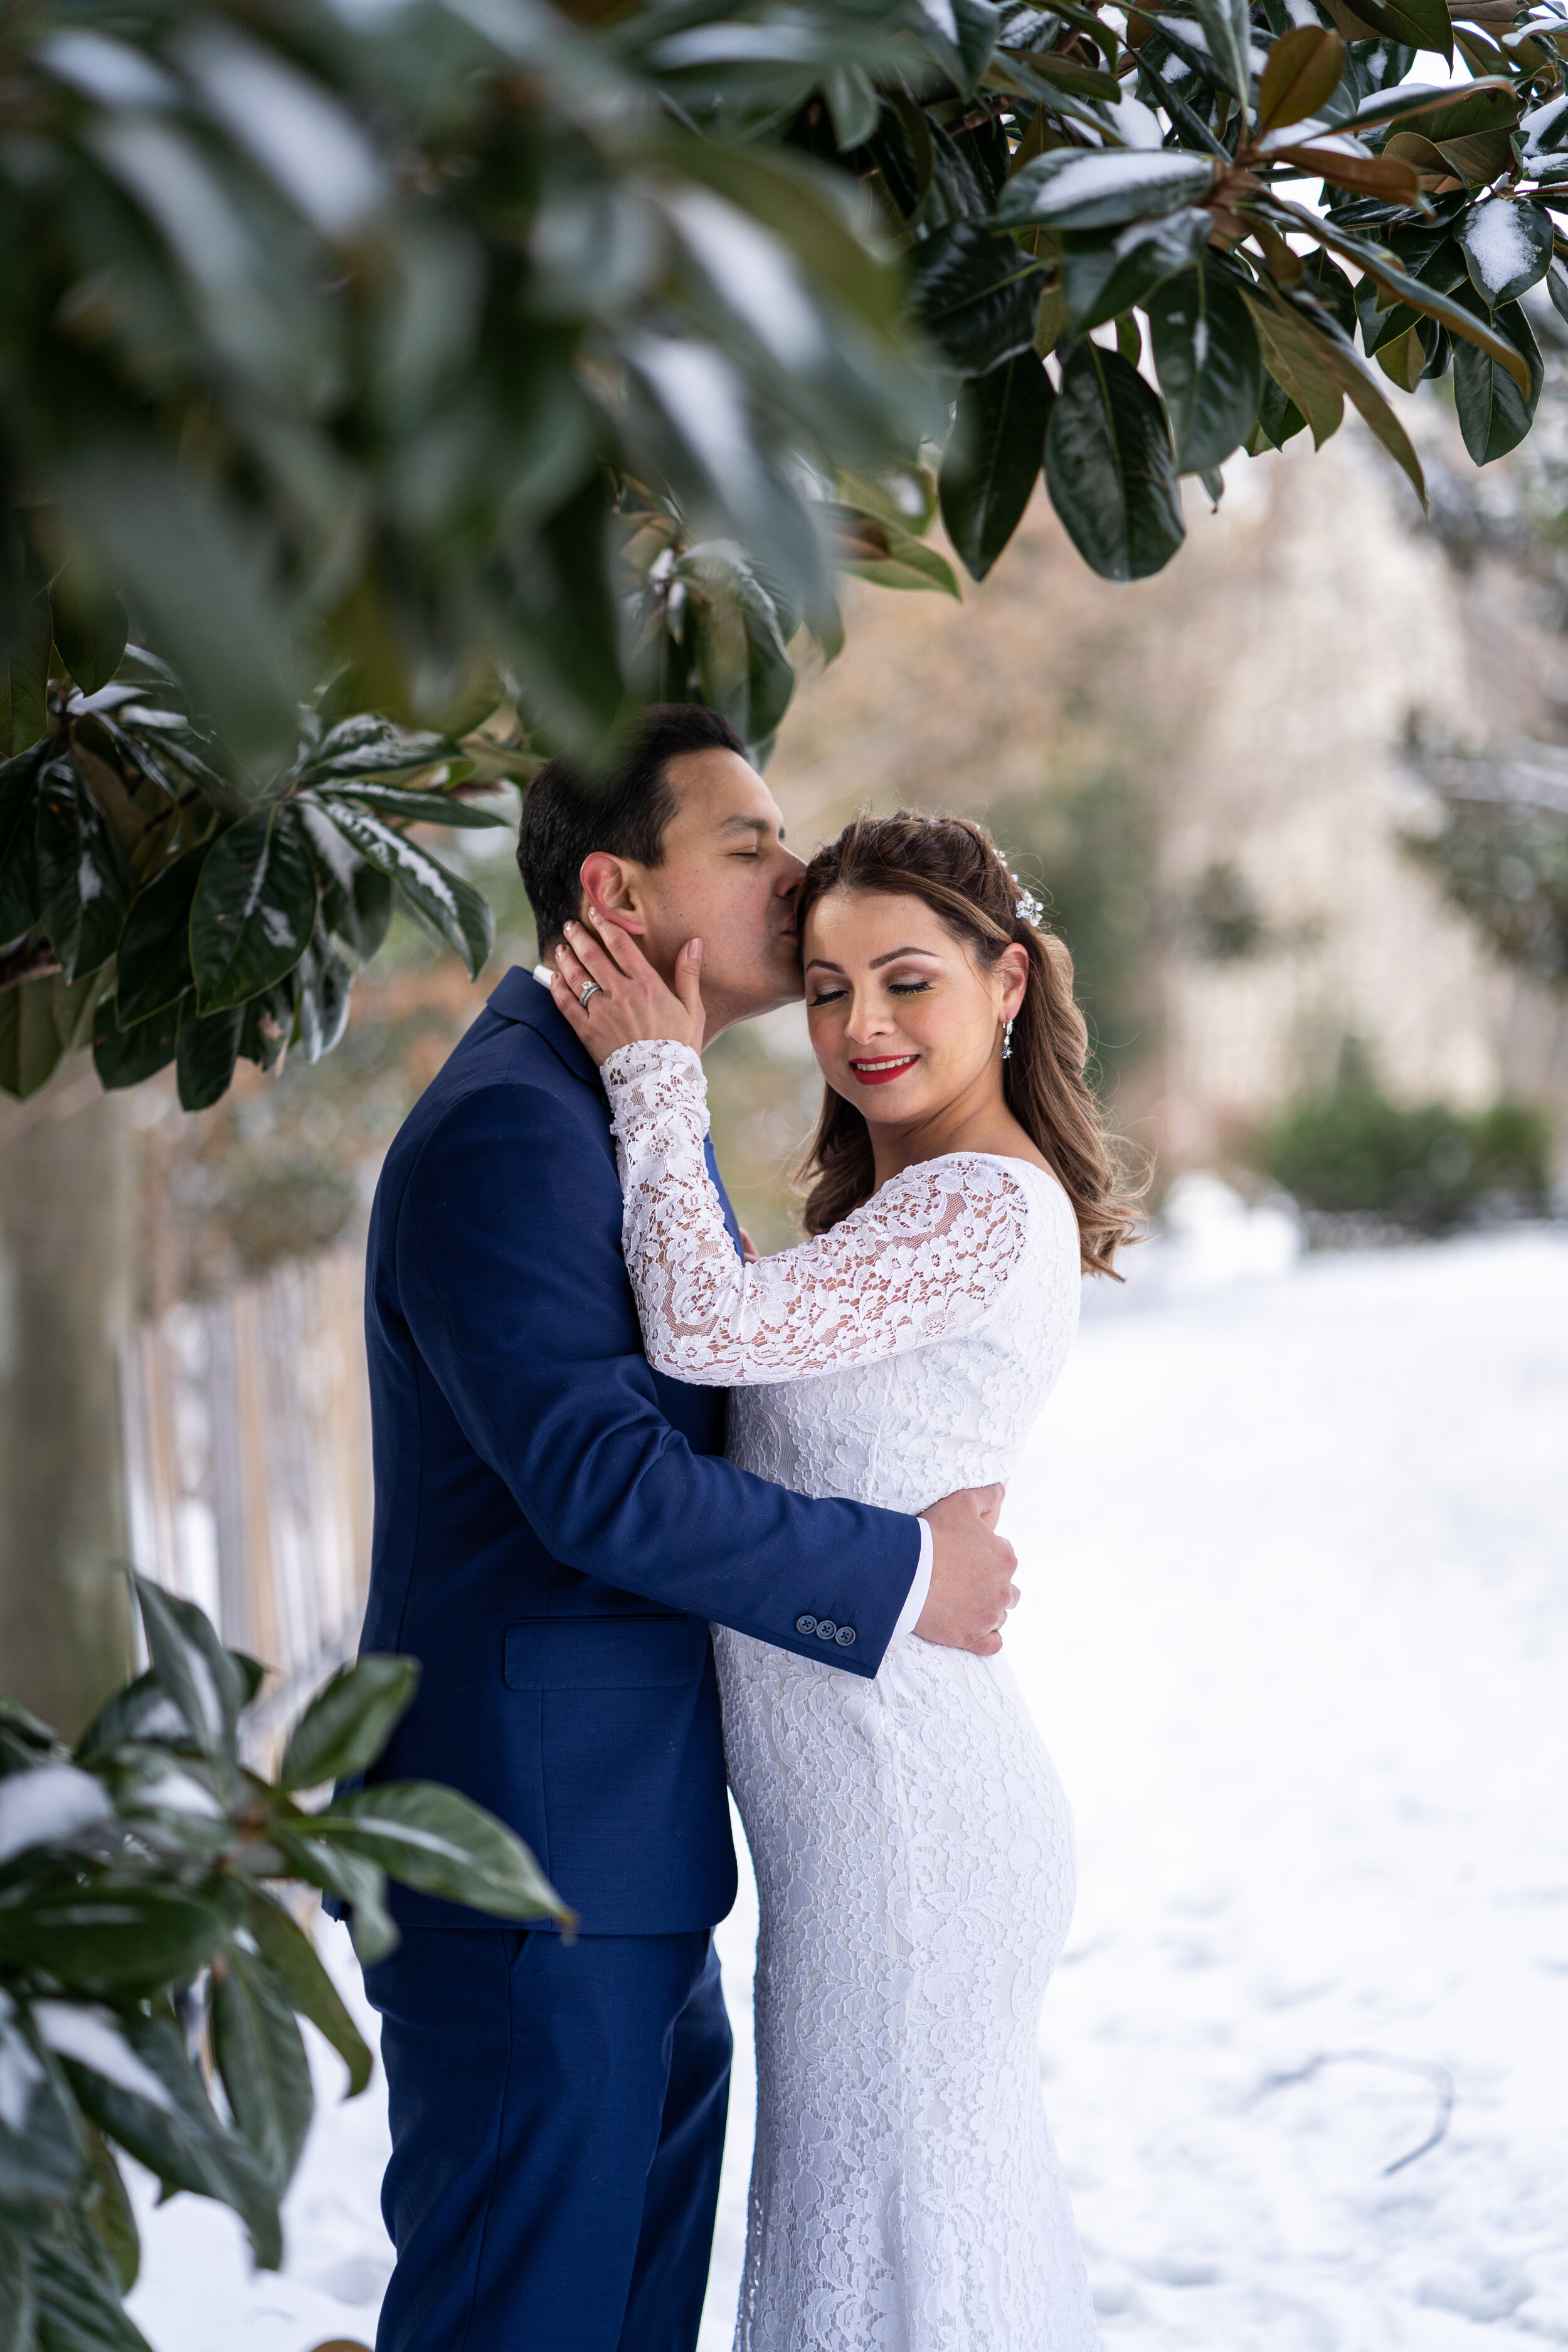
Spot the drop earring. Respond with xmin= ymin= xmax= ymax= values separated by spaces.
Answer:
xmin=1001 ymin=1017 xmax=1014 ymax=1062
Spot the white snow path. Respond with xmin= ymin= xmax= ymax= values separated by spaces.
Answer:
xmin=125 ymin=1230 xmax=1568 ymax=2352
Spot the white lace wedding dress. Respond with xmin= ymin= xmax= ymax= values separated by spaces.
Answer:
xmin=603 ymin=1041 xmax=1100 ymax=2352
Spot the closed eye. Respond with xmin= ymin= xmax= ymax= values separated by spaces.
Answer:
xmin=889 ymin=980 xmax=933 ymax=995
xmin=808 ymin=984 xmax=848 ymax=1005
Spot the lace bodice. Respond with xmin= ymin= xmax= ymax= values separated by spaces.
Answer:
xmin=603 ymin=1037 xmax=1099 ymax=2350
xmin=603 ymin=1041 xmax=1081 ymax=1515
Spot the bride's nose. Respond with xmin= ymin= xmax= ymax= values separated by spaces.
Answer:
xmin=844 ymin=992 xmax=896 ymax=1046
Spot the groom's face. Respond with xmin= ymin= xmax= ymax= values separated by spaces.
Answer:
xmin=580 ymin=749 xmax=805 ymax=1037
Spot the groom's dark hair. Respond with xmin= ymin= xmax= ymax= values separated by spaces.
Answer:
xmin=517 ymin=703 xmax=747 ymax=953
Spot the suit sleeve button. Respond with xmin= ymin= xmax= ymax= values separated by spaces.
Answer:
xmin=795 ymin=1614 xmax=817 ymax=1635
xmin=814 ymin=1619 xmax=837 ymax=1641
xmin=835 ymin=1625 xmax=856 ymax=1646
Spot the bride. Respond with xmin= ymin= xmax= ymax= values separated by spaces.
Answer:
xmin=551 ymin=808 xmax=1134 ymax=2351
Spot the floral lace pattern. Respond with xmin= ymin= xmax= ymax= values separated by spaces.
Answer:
xmin=603 ymin=1039 xmax=1100 ymax=2351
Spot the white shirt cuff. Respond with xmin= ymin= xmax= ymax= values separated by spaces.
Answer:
xmin=892 ymin=1520 xmax=934 ymax=1641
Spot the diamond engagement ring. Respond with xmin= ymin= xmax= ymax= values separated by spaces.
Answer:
xmin=578 ymin=980 xmax=601 ymax=1009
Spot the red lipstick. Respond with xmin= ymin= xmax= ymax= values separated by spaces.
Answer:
xmin=848 ymin=1056 xmax=919 ymax=1086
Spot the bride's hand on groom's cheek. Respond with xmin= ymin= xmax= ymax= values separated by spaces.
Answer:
xmin=550 ymin=909 xmax=706 ymax=1064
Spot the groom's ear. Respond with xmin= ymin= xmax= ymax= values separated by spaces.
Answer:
xmin=579 ymin=851 xmax=647 ymax=936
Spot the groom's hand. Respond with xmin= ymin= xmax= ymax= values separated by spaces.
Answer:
xmin=915 ymin=1486 xmax=1019 ymax=1656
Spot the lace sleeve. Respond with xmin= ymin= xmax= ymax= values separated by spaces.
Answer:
xmin=602 ymin=1038 xmax=1033 ymax=1387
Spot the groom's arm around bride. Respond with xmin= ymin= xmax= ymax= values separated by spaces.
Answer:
xmin=356 ymin=704 xmax=1017 ymax=2352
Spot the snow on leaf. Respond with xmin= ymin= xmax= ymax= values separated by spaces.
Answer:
xmin=33 ymin=2001 xmax=177 ymax=2111
xmin=0 ymin=1764 xmax=114 ymax=1866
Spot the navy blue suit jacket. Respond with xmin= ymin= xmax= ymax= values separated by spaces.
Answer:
xmin=358 ymin=968 xmax=920 ymax=1936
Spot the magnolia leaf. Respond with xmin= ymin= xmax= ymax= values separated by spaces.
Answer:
xmin=174 ymin=1002 xmax=243 ymax=1111
xmin=0 ymin=1871 xmax=225 ymax=1993
xmin=0 ymin=975 xmax=66 ymax=1101
xmin=29 ymin=2221 xmax=152 ymax=2352
xmin=50 ymin=571 xmax=129 ymax=699
xmin=1351 ymin=75 xmax=1515 ymax=132
xmin=279 ymin=1656 xmax=420 ymax=1792
xmin=821 ymin=505 xmax=962 ymax=596
xmin=1457 ymin=198 xmax=1553 ymax=309
xmin=0 ymin=595 xmax=51 ymax=759
xmin=1548 ymin=256 xmax=1568 ymax=328
xmin=1452 ymin=290 xmax=1544 ymax=464
xmin=211 ymin=1948 xmax=312 ymax=2195
xmin=908 ymin=221 xmax=1047 ymax=373
xmin=81 ymin=2121 xmax=139 ymax=2296
xmin=1057 ymin=209 xmax=1214 ymax=337
xmin=272 ymin=1833 xmax=399 ymax=1966
xmin=1148 ymin=263 xmax=1264 ymax=474
xmin=294 ymin=925 xmax=355 ymax=1064
xmin=1187 ymin=0 xmax=1254 ymax=101
xmin=1258 ymin=26 xmax=1347 ymax=129
xmin=673 ymin=543 xmax=797 ymax=750
xmin=93 ymin=997 xmax=181 ymax=1091
xmin=1263 ymin=200 xmax=1534 ymax=391
xmin=1290 ymin=308 xmax=1428 ymax=506
xmin=295 ymin=715 xmax=457 ymax=788
xmin=314 ymin=802 xmax=494 ymax=978
xmin=189 ymin=808 xmax=317 ymax=1013
xmin=314 ymin=1783 xmax=574 ymax=1926
xmin=34 ymin=759 xmax=129 ymax=983
xmin=313 ymin=783 xmax=507 ymax=829
xmin=1376 ymin=320 xmax=1428 ymax=388
xmin=132 ymin=1574 xmax=250 ymax=1766
xmin=0 ymin=741 xmax=47 ymax=946
xmin=1268 ymin=141 xmax=1426 ymax=203
xmin=0 ymin=2003 xmax=82 ymax=2214
xmin=233 ymin=1885 xmax=373 ymax=2097
xmin=939 ymin=351 xmax=1055 ymax=581
xmin=297 ymin=803 xmax=394 ymax=966
xmin=994 ymin=148 xmax=1216 ymax=234
xmin=238 ymin=977 xmax=297 ymax=1078
xmin=0 ymin=2216 xmax=35 ymax=2351
xmin=1044 ymin=344 xmax=1185 ymax=583
xmin=821 ymin=63 xmax=880 ymax=151
xmin=115 ymin=844 xmax=210 ymax=1024
xmin=1243 ymin=294 xmax=1345 ymax=447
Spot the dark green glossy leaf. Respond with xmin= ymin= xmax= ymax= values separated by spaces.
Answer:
xmin=81 ymin=2122 xmax=139 ymax=2296
xmin=317 ymin=803 xmax=494 ymax=980
xmin=1253 ymin=374 xmax=1306 ymax=449
xmin=921 ymin=0 xmax=1000 ymax=97
xmin=1548 ymin=255 xmax=1568 ymax=329
xmin=1148 ymin=264 xmax=1264 ymax=474
xmin=995 ymin=148 xmax=1216 ymax=233
xmin=939 ymin=352 xmax=1054 ymax=581
xmin=0 ymin=1872 xmax=224 ymax=1993
xmin=1044 ymin=344 xmax=1185 ymax=583
xmin=1244 ymin=293 xmax=1346 ymax=447
xmin=0 ymin=2216 xmax=34 ymax=2352
xmin=0 ymin=742 xmax=48 ymax=945
xmin=237 ymin=977 xmax=297 ymax=1078
xmin=1453 ymin=290 xmax=1543 ymax=464
xmin=907 ymin=221 xmax=1047 ymax=374
xmin=674 ymin=543 xmax=796 ymax=751
xmin=272 ymin=1834 xmax=398 ymax=1967
xmin=189 ymin=810 xmax=317 ymax=1014
xmin=34 ymin=761 xmax=128 ymax=983
xmin=1339 ymin=0 xmax=1451 ymax=61
xmin=1058 ymin=209 xmax=1213 ymax=338
xmin=1458 ymin=198 xmax=1553 ymax=309
xmin=115 ymin=846 xmax=210 ymax=1024
xmin=132 ymin=1574 xmax=250 ymax=1768
xmin=178 ymin=998 xmax=240 ymax=1105
xmin=1189 ymin=0 xmax=1254 ymax=100
xmin=279 ymin=1656 xmax=420 ymax=1793
xmin=211 ymin=1949 xmax=312 ymax=2195
xmin=315 ymin=1783 xmax=573 ymax=1926
xmin=0 ymin=2002 xmax=82 ymax=2214
xmin=295 ymin=714 xmax=455 ymax=788
xmin=313 ymin=783 xmax=506 ymax=829
xmin=50 ymin=573 xmax=128 ymax=699
xmin=297 ymin=806 xmax=394 ymax=967
xmin=0 ymin=976 xmax=65 ymax=1103
xmin=294 ymin=925 xmax=354 ymax=1064
xmin=30 ymin=2212 xmax=151 ymax=2352
xmin=233 ymin=1886 xmax=373 ymax=2097
xmin=92 ymin=999 xmax=180 ymax=1093
xmin=60 ymin=2006 xmax=281 ymax=2270
xmin=1 ymin=595 xmax=51 ymax=760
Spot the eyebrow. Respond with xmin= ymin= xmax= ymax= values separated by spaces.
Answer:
xmin=805 ymin=946 xmax=942 ymax=974
xmin=718 ymin=813 xmax=785 ymax=841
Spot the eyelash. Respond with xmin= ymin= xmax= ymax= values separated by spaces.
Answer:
xmin=809 ymin=978 xmax=933 ymax=1005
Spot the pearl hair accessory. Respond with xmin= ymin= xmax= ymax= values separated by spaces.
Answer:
xmin=1014 ymin=884 xmax=1044 ymax=928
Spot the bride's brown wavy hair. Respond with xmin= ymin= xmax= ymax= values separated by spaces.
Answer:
xmin=794 ymin=810 xmax=1141 ymax=1277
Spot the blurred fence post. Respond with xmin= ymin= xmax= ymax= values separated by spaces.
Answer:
xmin=120 ymin=1244 xmax=374 ymax=1766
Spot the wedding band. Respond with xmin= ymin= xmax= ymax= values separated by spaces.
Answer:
xmin=578 ymin=980 xmax=601 ymax=1009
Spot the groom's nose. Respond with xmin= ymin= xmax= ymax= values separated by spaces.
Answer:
xmin=773 ymin=849 xmax=807 ymax=894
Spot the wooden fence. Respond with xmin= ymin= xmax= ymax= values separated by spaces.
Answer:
xmin=119 ymin=1246 xmax=373 ymax=1765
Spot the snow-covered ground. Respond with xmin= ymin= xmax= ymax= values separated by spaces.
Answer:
xmin=126 ymin=1226 xmax=1568 ymax=2352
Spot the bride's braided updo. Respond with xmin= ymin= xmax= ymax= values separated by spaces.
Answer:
xmin=793 ymin=810 xmax=1140 ymax=1276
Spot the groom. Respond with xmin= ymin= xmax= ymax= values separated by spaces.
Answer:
xmin=356 ymin=703 xmax=1019 ymax=2351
